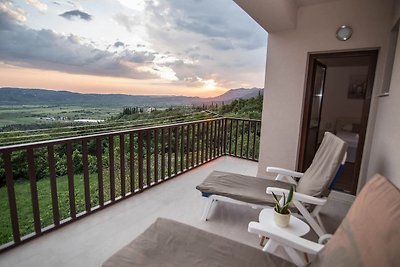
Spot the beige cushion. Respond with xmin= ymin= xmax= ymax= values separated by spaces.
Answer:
xmin=103 ymin=218 xmax=294 ymax=267
xmin=310 ymin=175 xmax=400 ymax=267
xmin=196 ymin=171 xmax=293 ymax=206
xmin=297 ymin=132 xmax=347 ymax=197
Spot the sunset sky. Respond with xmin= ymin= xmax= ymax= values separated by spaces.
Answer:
xmin=0 ymin=0 xmax=267 ymax=97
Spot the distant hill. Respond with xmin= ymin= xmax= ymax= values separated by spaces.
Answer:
xmin=0 ymin=87 xmax=263 ymax=107
xmin=205 ymin=88 xmax=263 ymax=102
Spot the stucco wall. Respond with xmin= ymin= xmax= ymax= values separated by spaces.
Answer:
xmin=366 ymin=13 xmax=400 ymax=188
xmin=257 ymin=0 xmax=394 ymax=184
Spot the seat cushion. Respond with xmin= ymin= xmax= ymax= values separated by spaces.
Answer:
xmin=310 ymin=175 xmax=400 ymax=267
xmin=297 ymin=132 xmax=347 ymax=197
xmin=196 ymin=171 xmax=293 ymax=206
xmin=103 ymin=218 xmax=294 ymax=267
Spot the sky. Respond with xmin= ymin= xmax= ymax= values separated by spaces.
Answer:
xmin=0 ymin=0 xmax=267 ymax=97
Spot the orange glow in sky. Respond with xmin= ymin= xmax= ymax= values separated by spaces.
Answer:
xmin=0 ymin=63 xmax=227 ymax=97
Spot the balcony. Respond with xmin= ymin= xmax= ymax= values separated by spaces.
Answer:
xmin=0 ymin=118 xmax=262 ymax=251
xmin=0 ymin=154 xmax=353 ymax=267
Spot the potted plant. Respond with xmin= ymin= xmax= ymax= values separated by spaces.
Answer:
xmin=271 ymin=186 xmax=294 ymax=228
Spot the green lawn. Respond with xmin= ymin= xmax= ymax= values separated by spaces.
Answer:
xmin=0 ymin=173 xmax=103 ymax=244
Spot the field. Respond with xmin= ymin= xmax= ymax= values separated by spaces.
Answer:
xmin=0 ymin=96 xmax=263 ymax=246
xmin=0 ymin=105 xmax=211 ymax=146
xmin=0 ymin=105 xmax=121 ymax=128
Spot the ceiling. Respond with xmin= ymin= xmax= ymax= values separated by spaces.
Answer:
xmin=295 ymin=0 xmax=338 ymax=7
xmin=233 ymin=0 xmax=340 ymax=33
xmin=318 ymin=56 xmax=371 ymax=67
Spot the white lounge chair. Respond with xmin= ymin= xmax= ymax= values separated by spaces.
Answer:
xmin=103 ymin=175 xmax=400 ymax=267
xmin=196 ymin=132 xmax=347 ymax=237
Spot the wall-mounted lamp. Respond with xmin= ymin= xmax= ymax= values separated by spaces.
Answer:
xmin=336 ymin=25 xmax=353 ymax=41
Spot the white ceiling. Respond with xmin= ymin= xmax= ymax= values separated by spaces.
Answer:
xmin=318 ymin=56 xmax=371 ymax=67
xmin=233 ymin=0 xmax=340 ymax=32
xmin=295 ymin=0 xmax=338 ymax=7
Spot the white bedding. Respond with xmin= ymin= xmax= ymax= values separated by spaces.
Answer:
xmin=336 ymin=131 xmax=359 ymax=163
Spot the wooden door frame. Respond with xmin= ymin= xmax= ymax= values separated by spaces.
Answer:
xmin=297 ymin=50 xmax=378 ymax=194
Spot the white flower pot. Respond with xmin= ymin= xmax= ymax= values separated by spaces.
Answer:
xmin=273 ymin=209 xmax=291 ymax=228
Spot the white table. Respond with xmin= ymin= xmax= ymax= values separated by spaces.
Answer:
xmin=249 ymin=208 xmax=310 ymax=266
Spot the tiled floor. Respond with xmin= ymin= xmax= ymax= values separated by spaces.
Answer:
xmin=0 ymin=156 xmax=353 ymax=267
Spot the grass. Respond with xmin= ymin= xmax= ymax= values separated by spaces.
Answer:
xmin=0 ymin=173 xmax=101 ymax=244
xmin=0 ymin=105 xmax=121 ymax=128
xmin=0 ymin=153 xmax=179 ymax=245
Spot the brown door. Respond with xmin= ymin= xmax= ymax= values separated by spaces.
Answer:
xmin=302 ymin=61 xmax=327 ymax=169
xmin=298 ymin=50 xmax=378 ymax=195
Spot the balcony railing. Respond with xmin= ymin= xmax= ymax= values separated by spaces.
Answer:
xmin=0 ymin=117 xmax=261 ymax=252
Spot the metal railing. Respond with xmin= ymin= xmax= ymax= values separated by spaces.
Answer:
xmin=0 ymin=117 xmax=261 ymax=252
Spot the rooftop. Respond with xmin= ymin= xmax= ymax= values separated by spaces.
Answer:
xmin=0 ymin=156 xmax=352 ymax=267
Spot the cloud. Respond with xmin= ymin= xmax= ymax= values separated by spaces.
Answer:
xmin=139 ymin=0 xmax=267 ymax=88
xmin=0 ymin=0 xmax=267 ymax=91
xmin=114 ymin=41 xmax=125 ymax=48
xmin=121 ymin=50 xmax=156 ymax=64
xmin=0 ymin=0 xmax=26 ymax=23
xmin=25 ymin=0 xmax=47 ymax=11
xmin=0 ymin=13 xmax=157 ymax=80
xmin=113 ymin=13 xmax=135 ymax=32
xmin=60 ymin=10 xmax=92 ymax=21
xmin=207 ymin=38 xmax=234 ymax=51
xmin=145 ymin=0 xmax=266 ymax=51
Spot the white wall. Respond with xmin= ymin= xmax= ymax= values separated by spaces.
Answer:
xmin=257 ymin=0 xmax=394 ymax=184
xmin=319 ymin=66 xmax=367 ymax=134
xmin=366 ymin=13 xmax=400 ymax=188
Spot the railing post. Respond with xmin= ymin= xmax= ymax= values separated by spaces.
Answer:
xmin=138 ymin=131 xmax=144 ymax=190
xmin=96 ymin=138 xmax=104 ymax=206
xmin=108 ymin=136 xmax=115 ymax=201
xmin=47 ymin=145 xmax=60 ymax=225
xmin=120 ymin=134 xmax=126 ymax=197
xmin=129 ymin=133 xmax=135 ymax=192
xmin=3 ymin=151 xmax=21 ymax=243
xmin=223 ymin=118 xmax=227 ymax=155
xmin=27 ymin=148 xmax=42 ymax=235
xmin=82 ymin=140 xmax=91 ymax=212
xmin=66 ymin=142 xmax=76 ymax=219
xmin=154 ymin=129 xmax=159 ymax=183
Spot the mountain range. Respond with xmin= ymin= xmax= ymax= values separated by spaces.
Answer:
xmin=0 ymin=87 xmax=263 ymax=107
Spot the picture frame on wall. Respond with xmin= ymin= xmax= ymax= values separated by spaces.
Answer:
xmin=348 ymin=75 xmax=367 ymax=99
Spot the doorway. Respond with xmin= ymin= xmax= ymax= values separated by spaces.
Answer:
xmin=298 ymin=50 xmax=378 ymax=195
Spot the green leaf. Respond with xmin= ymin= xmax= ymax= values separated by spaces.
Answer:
xmin=271 ymin=191 xmax=280 ymax=205
xmin=287 ymin=186 xmax=294 ymax=204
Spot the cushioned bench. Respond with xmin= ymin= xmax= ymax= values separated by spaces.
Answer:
xmin=196 ymin=170 xmax=293 ymax=205
xmin=102 ymin=218 xmax=293 ymax=267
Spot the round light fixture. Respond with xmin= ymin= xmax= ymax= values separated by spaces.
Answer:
xmin=336 ymin=25 xmax=353 ymax=41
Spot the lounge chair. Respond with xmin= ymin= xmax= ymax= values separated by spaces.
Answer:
xmin=196 ymin=132 xmax=347 ymax=237
xmin=103 ymin=175 xmax=400 ymax=267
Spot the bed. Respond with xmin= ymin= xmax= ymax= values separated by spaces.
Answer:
xmin=335 ymin=117 xmax=360 ymax=163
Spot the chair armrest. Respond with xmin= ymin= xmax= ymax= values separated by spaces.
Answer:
xmin=266 ymin=187 xmax=327 ymax=206
xmin=318 ymin=234 xmax=333 ymax=245
xmin=248 ymin=221 xmax=324 ymax=255
xmin=266 ymin=167 xmax=304 ymax=178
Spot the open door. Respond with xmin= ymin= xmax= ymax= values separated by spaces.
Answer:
xmin=302 ymin=61 xmax=327 ymax=169
xmin=298 ymin=50 xmax=378 ymax=194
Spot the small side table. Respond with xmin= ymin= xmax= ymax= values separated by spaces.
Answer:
xmin=249 ymin=208 xmax=310 ymax=266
